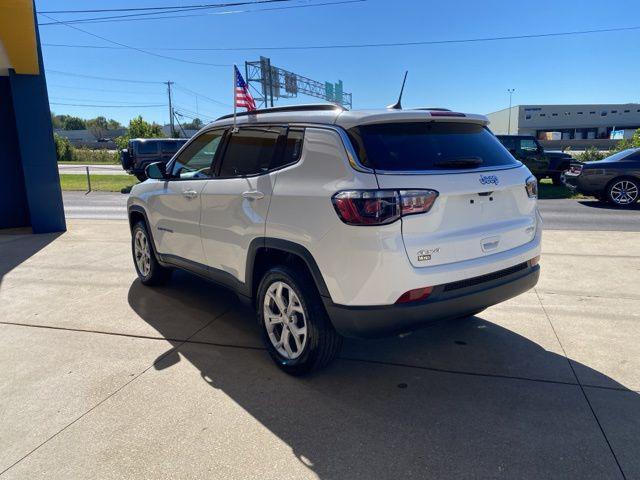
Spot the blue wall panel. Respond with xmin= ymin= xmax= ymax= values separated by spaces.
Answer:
xmin=9 ymin=68 xmax=66 ymax=233
xmin=0 ymin=76 xmax=30 ymax=229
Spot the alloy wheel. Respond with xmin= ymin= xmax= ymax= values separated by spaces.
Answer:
xmin=134 ymin=229 xmax=151 ymax=277
xmin=263 ymin=281 xmax=308 ymax=360
xmin=610 ymin=180 xmax=639 ymax=205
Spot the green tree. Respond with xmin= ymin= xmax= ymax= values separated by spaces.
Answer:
xmin=107 ymin=119 xmax=122 ymax=130
xmin=181 ymin=117 xmax=203 ymax=130
xmin=115 ymin=116 xmax=164 ymax=151
xmin=87 ymin=116 xmax=109 ymax=140
xmin=53 ymin=133 xmax=74 ymax=161
xmin=62 ymin=116 xmax=86 ymax=130
xmin=51 ymin=112 xmax=64 ymax=129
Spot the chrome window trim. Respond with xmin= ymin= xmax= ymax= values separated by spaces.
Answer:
xmin=372 ymin=163 xmax=524 ymax=176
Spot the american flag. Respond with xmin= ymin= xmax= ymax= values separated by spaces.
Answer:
xmin=234 ymin=65 xmax=256 ymax=111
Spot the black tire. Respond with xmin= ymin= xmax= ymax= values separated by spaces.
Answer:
xmin=606 ymin=177 xmax=640 ymax=208
xmin=134 ymin=172 xmax=147 ymax=182
xmin=131 ymin=220 xmax=172 ymax=286
xmin=257 ymin=265 xmax=342 ymax=375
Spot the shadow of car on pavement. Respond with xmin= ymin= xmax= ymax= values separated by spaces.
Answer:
xmin=127 ymin=270 xmax=638 ymax=479
xmin=578 ymin=199 xmax=640 ymax=211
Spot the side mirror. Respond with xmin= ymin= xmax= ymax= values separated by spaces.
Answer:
xmin=145 ymin=162 xmax=167 ymax=180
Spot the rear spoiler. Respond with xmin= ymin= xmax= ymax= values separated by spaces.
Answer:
xmin=337 ymin=111 xmax=489 ymax=129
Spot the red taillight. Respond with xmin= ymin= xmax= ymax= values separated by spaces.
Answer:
xmin=429 ymin=111 xmax=466 ymax=117
xmin=529 ymin=255 xmax=540 ymax=267
xmin=400 ymin=189 xmax=438 ymax=215
xmin=569 ymin=164 xmax=583 ymax=175
xmin=331 ymin=190 xmax=400 ymax=225
xmin=396 ymin=286 xmax=433 ymax=304
xmin=332 ymin=189 xmax=438 ymax=226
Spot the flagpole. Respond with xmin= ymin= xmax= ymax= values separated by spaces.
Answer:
xmin=232 ymin=64 xmax=238 ymax=132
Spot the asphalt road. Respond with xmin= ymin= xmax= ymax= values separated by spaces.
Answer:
xmin=62 ymin=191 xmax=640 ymax=231
xmin=63 ymin=191 xmax=128 ymax=220
xmin=539 ymin=198 xmax=640 ymax=231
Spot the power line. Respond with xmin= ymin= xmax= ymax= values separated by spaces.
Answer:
xmin=174 ymin=110 xmax=200 ymax=120
xmin=38 ymin=0 xmax=294 ymax=14
xmin=174 ymin=104 xmax=218 ymax=118
xmin=174 ymin=110 xmax=211 ymax=123
xmin=47 ymin=69 xmax=165 ymax=84
xmin=39 ymin=13 xmax=230 ymax=67
xmin=48 ymin=84 xmax=166 ymax=95
xmin=37 ymin=0 xmax=363 ymax=26
xmin=42 ymin=24 xmax=640 ymax=51
xmin=173 ymin=105 xmax=218 ymax=120
xmin=50 ymin=96 xmax=166 ymax=105
xmin=37 ymin=0 xmax=301 ymax=25
xmin=173 ymin=84 xmax=231 ymax=107
xmin=50 ymin=102 xmax=165 ymax=108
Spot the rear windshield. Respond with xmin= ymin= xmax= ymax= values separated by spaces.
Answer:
xmin=348 ymin=122 xmax=519 ymax=171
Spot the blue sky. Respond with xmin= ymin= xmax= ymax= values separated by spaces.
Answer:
xmin=37 ymin=0 xmax=640 ymax=126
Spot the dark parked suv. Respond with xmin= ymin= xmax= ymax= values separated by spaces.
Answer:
xmin=496 ymin=135 xmax=571 ymax=185
xmin=120 ymin=138 xmax=188 ymax=181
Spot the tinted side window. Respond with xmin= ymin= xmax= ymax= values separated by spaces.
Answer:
xmin=349 ymin=122 xmax=519 ymax=171
xmin=171 ymin=130 xmax=224 ymax=179
xmin=161 ymin=141 xmax=185 ymax=154
xmin=272 ymin=128 xmax=304 ymax=170
xmin=137 ymin=141 xmax=158 ymax=155
xmin=519 ymin=139 xmax=538 ymax=152
xmin=218 ymin=127 xmax=281 ymax=177
xmin=498 ymin=137 xmax=516 ymax=150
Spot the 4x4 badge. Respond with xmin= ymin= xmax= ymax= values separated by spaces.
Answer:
xmin=479 ymin=174 xmax=499 ymax=186
xmin=417 ymin=248 xmax=440 ymax=262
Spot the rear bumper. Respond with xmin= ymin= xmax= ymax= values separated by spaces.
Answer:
xmin=562 ymin=173 xmax=599 ymax=195
xmin=324 ymin=263 xmax=540 ymax=338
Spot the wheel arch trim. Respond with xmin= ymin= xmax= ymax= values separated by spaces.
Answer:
xmin=128 ymin=205 xmax=162 ymax=261
xmin=246 ymin=237 xmax=331 ymax=300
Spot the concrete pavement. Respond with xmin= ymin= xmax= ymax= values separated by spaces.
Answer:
xmin=1 ymin=221 xmax=639 ymax=478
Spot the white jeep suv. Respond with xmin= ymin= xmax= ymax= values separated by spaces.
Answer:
xmin=128 ymin=104 xmax=541 ymax=375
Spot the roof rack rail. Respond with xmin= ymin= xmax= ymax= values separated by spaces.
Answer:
xmin=216 ymin=103 xmax=344 ymax=121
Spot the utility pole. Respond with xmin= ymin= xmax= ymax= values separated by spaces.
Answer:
xmin=507 ymin=88 xmax=515 ymax=135
xmin=166 ymin=81 xmax=175 ymax=137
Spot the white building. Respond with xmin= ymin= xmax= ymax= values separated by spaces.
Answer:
xmin=488 ymin=103 xmax=640 ymax=149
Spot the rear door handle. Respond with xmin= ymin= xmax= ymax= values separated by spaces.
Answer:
xmin=241 ymin=190 xmax=264 ymax=200
xmin=182 ymin=189 xmax=198 ymax=200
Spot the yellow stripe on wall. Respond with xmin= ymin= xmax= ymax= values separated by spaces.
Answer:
xmin=0 ymin=0 xmax=39 ymax=75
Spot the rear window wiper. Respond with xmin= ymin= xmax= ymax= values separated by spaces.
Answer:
xmin=433 ymin=157 xmax=483 ymax=168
